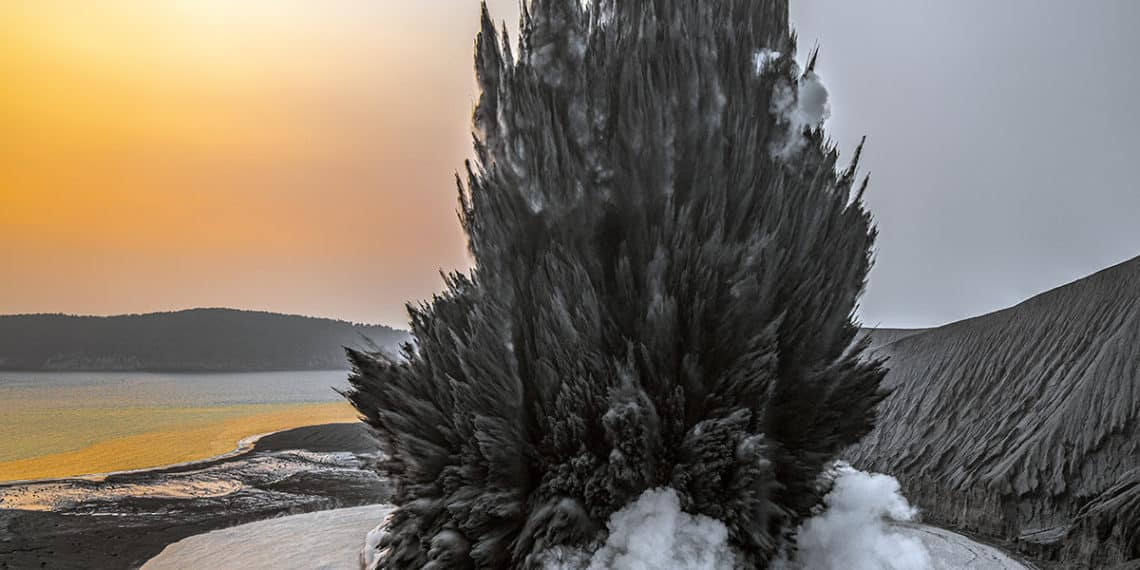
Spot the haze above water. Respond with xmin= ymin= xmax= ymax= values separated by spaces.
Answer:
xmin=0 ymin=370 xmax=351 ymax=410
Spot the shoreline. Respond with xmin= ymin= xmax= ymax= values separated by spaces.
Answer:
xmin=0 ymin=402 xmax=360 ymax=483
xmin=0 ymin=422 xmax=359 ymax=488
xmin=0 ymin=422 xmax=389 ymax=570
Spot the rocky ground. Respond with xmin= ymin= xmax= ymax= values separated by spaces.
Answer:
xmin=0 ymin=423 xmax=391 ymax=569
xmin=1 ymin=420 xmax=1048 ymax=569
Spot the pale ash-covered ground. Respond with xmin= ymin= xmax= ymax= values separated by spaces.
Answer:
xmin=143 ymin=505 xmax=391 ymax=570
xmin=897 ymin=524 xmax=1031 ymax=570
xmin=145 ymin=467 xmax=1031 ymax=570
xmin=143 ymin=505 xmax=1028 ymax=570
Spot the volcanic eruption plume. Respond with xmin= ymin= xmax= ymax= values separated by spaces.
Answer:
xmin=346 ymin=1 xmax=887 ymax=567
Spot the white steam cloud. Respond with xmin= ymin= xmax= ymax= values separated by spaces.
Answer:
xmin=539 ymin=464 xmax=931 ymax=570
xmin=770 ymin=69 xmax=831 ymax=159
xmin=541 ymin=488 xmax=736 ymax=570
xmin=788 ymin=463 xmax=932 ymax=570
xmin=360 ymin=515 xmax=391 ymax=570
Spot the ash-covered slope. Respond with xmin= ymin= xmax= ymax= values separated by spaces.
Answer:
xmin=857 ymin=328 xmax=928 ymax=352
xmin=851 ymin=255 xmax=1140 ymax=566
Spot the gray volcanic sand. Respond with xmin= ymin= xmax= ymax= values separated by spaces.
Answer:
xmin=0 ymin=423 xmax=389 ymax=570
xmin=852 ymin=256 xmax=1140 ymax=567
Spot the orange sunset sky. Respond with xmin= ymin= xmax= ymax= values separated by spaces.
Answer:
xmin=2 ymin=1 xmax=522 ymax=326
xmin=6 ymin=1 xmax=1139 ymax=329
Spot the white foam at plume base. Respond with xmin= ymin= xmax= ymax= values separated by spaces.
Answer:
xmin=785 ymin=462 xmax=932 ymax=570
xmin=542 ymin=463 xmax=932 ymax=570
xmin=541 ymin=487 xmax=736 ymax=570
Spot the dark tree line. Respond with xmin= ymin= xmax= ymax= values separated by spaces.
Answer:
xmin=0 ymin=309 xmax=405 ymax=371
xmin=347 ymin=0 xmax=887 ymax=567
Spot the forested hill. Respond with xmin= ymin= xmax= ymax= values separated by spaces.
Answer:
xmin=0 ymin=309 xmax=409 ymax=372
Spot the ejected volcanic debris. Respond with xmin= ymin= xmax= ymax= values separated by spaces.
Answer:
xmin=346 ymin=0 xmax=889 ymax=567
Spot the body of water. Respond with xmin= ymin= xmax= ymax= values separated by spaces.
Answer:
xmin=0 ymin=371 xmax=357 ymax=480
xmin=0 ymin=370 xmax=351 ymax=409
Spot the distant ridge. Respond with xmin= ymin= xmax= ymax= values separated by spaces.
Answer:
xmin=0 ymin=308 xmax=409 ymax=372
xmin=851 ymin=255 xmax=1140 ymax=566
xmin=857 ymin=327 xmax=928 ymax=352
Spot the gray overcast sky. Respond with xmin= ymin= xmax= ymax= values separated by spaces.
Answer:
xmin=487 ymin=0 xmax=1140 ymax=329
xmin=789 ymin=0 xmax=1140 ymax=328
